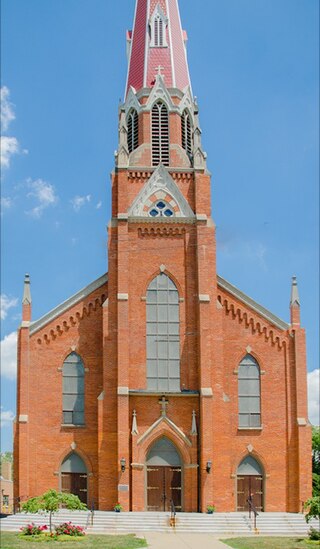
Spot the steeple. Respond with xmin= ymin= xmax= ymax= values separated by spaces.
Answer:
xmin=126 ymin=0 xmax=191 ymax=96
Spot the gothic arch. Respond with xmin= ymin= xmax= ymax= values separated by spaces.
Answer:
xmin=136 ymin=419 xmax=192 ymax=466
xmin=57 ymin=447 xmax=93 ymax=475
xmin=143 ymin=270 xmax=182 ymax=297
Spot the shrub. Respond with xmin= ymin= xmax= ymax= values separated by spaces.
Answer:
xmin=20 ymin=523 xmax=47 ymax=536
xmin=55 ymin=522 xmax=85 ymax=537
xmin=309 ymin=527 xmax=320 ymax=540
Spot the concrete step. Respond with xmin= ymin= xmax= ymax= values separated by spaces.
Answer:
xmin=0 ymin=511 xmax=318 ymax=536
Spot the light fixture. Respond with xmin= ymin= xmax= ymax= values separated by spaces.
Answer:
xmin=206 ymin=461 xmax=212 ymax=473
xmin=120 ymin=457 xmax=126 ymax=473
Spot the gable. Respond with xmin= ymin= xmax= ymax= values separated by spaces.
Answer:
xmin=128 ymin=164 xmax=195 ymax=219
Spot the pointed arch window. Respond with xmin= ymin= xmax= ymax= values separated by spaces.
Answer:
xmin=146 ymin=273 xmax=180 ymax=391
xmin=152 ymin=101 xmax=169 ymax=166
xmin=181 ymin=110 xmax=192 ymax=157
xmin=127 ymin=109 xmax=139 ymax=153
xmin=238 ymin=354 xmax=261 ymax=428
xmin=62 ymin=353 xmax=85 ymax=425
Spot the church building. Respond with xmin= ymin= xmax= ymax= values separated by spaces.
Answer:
xmin=14 ymin=0 xmax=312 ymax=513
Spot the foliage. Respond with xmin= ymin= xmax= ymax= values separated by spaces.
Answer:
xmin=304 ymin=496 xmax=320 ymax=523
xmin=312 ymin=427 xmax=320 ymax=497
xmin=22 ymin=490 xmax=87 ymax=531
xmin=20 ymin=523 xmax=48 ymax=536
xmin=0 ymin=451 xmax=13 ymax=476
xmin=207 ymin=504 xmax=215 ymax=512
xmin=308 ymin=527 xmax=320 ymax=541
xmin=1 ymin=532 xmax=147 ymax=548
xmin=54 ymin=522 xmax=85 ymax=537
xmin=114 ymin=502 xmax=123 ymax=511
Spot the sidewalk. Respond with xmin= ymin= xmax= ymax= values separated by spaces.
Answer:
xmin=142 ymin=532 xmax=230 ymax=549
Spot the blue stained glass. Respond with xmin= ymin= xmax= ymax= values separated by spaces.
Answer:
xmin=150 ymin=209 xmax=159 ymax=217
xmin=157 ymin=201 xmax=166 ymax=209
xmin=164 ymin=209 xmax=173 ymax=217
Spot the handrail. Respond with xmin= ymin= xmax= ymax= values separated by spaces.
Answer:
xmin=90 ymin=500 xmax=95 ymax=527
xmin=246 ymin=495 xmax=259 ymax=531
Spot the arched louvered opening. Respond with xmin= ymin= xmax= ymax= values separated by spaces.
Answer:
xmin=152 ymin=101 xmax=169 ymax=167
xmin=62 ymin=352 xmax=85 ymax=425
xmin=181 ymin=110 xmax=192 ymax=157
xmin=146 ymin=273 xmax=180 ymax=391
xmin=154 ymin=15 xmax=164 ymax=47
xmin=127 ymin=109 xmax=139 ymax=153
xmin=238 ymin=354 xmax=261 ymax=428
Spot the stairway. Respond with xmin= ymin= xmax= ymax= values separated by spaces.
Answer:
xmin=0 ymin=511 xmax=318 ymax=536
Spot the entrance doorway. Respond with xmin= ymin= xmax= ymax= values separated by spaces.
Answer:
xmin=237 ymin=456 xmax=264 ymax=512
xmin=146 ymin=437 xmax=182 ymax=512
xmin=60 ymin=453 xmax=88 ymax=504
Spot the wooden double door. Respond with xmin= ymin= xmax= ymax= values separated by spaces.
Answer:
xmin=61 ymin=472 xmax=88 ymax=504
xmin=237 ymin=475 xmax=263 ymax=512
xmin=147 ymin=465 xmax=182 ymax=511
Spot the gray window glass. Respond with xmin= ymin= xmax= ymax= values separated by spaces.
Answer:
xmin=146 ymin=274 xmax=180 ymax=391
xmin=62 ymin=353 xmax=85 ymax=425
xmin=238 ymin=354 xmax=261 ymax=428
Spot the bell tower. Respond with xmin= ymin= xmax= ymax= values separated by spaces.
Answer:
xmin=99 ymin=0 xmax=219 ymax=512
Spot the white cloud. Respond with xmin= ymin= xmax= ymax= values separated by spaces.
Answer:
xmin=71 ymin=194 xmax=91 ymax=212
xmin=96 ymin=200 xmax=102 ymax=209
xmin=26 ymin=178 xmax=58 ymax=218
xmin=308 ymin=369 xmax=320 ymax=426
xmin=0 ymin=331 xmax=17 ymax=380
xmin=1 ymin=197 xmax=13 ymax=210
xmin=0 ymin=294 xmax=18 ymax=320
xmin=0 ymin=407 xmax=15 ymax=428
xmin=0 ymin=136 xmax=19 ymax=169
xmin=1 ymin=86 xmax=15 ymax=132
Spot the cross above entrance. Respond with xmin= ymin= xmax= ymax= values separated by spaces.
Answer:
xmin=156 ymin=65 xmax=165 ymax=77
xmin=159 ymin=396 xmax=169 ymax=417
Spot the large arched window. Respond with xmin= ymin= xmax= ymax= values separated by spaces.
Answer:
xmin=146 ymin=273 xmax=180 ymax=391
xmin=152 ymin=101 xmax=169 ymax=166
xmin=127 ymin=109 xmax=138 ymax=153
xmin=181 ymin=109 xmax=192 ymax=157
xmin=62 ymin=353 xmax=85 ymax=425
xmin=238 ymin=354 xmax=261 ymax=428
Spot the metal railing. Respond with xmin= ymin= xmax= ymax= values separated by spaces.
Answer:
xmin=170 ymin=499 xmax=176 ymax=528
xmin=247 ymin=495 xmax=259 ymax=531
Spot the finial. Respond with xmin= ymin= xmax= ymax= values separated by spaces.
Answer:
xmin=290 ymin=276 xmax=300 ymax=307
xmin=131 ymin=410 xmax=139 ymax=435
xmin=191 ymin=410 xmax=197 ymax=435
xmin=22 ymin=273 xmax=31 ymax=305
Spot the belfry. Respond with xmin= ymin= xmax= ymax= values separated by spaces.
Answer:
xmin=15 ymin=0 xmax=311 ymax=513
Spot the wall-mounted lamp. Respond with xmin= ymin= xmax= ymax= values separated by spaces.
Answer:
xmin=120 ymin=457 xmax=126 ymax=473
xmin=206 ymin=461 xmax=212 ymax=474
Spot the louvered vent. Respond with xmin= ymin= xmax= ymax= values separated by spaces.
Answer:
xmin=181 ymin=110 xmax=192 ymax=157
xmin=152 ymin=101 xmax=169 ymax=166
xmin=127 ymin=109 xmax=139 ymax=153
xmin=154 ymin=16 xmax=164 ymax=47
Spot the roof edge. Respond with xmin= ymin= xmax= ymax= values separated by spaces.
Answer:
xmin=217 ymin=275 xmax=289 ymax=331
xmin=29 ymin=273 xmax=108 ymax=335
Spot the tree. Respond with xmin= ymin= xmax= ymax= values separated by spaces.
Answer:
xmin=304 ymin=496 xmax=320 ymax=523
xmin=312 ymin=426 xmax=320 ymax=497
xmin=0 ymin=451 xmax=13 ymax=477
xmin=22 ymin=490 xmax=87 ymax=532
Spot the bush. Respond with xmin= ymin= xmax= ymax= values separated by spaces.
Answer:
xmin=55 ymin=522 xmax=85 ymax=537
xmin=309 ymin=527 xmax=320 ymax=541
xmin=20 ymin=523 xmax=47 ymax=536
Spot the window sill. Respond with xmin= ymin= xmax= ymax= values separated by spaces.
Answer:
xmin=238 ymin=426 xmax=263 ymax=431
xmin=61 ymin=424 xmax=86 ymax=428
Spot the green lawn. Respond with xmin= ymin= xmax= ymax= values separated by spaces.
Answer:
xmin=0 ymin=532 xmax=147 ymax=549
xmin=221 ymin=537 xmax=318 ymax=549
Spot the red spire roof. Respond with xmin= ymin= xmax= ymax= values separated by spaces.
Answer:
xmin=126 ymin=0 xmax=191 ymax=96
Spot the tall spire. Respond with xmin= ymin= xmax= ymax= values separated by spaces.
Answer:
xmin=126 ymin=0 xmax=191 ymax=96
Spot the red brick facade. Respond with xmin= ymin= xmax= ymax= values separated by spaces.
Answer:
xmin=14 ymin=0 xmax=311 ymax=513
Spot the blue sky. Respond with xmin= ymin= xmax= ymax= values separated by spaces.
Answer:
xmin=1 ymin=0 xmax=319 ymax=451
